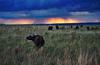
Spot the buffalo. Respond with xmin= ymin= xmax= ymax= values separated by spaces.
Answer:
xmin=86 ymin=26 xmax=90 ymax=30
xmin=75 ymin=26 xmax=79 ymax=30
xmin=48 ymin=25 xmax=53 ymax=30
xmin=26 ymin=33 xmax=45 ymax=50
xmin=55 ymin=25 xmax=59 ymax=30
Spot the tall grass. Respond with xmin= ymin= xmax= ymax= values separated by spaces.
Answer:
xmin=0 ymin=25 xmax=100 ymax=65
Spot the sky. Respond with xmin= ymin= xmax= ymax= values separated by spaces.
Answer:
xmin=0 ymin=0 xmax=100 ymax=24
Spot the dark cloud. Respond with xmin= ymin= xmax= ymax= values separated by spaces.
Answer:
xmin=0 ymin=0 xmax=100 ymax=20
xmin=0 ymin=0 xmax=99 ymax=11
xmin=0 ymin=9 xmax=100 ymax=20
xmin=0 ymin=8 xmax=70 ymax=19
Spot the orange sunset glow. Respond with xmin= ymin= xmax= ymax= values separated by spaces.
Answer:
xmin=4 ymin=19 xmax=34 ymax=24
xmin=46 ymin=18 xmax=79 ymax=24
xmin=0 ymin=18 xmax=81 ymax=24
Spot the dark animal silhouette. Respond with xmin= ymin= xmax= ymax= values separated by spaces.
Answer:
xmin=55 ymin=25 xmax=59 ymax=30
xmin=26 ymin=34 xmax=45 ymax=50
xmin=48 ymin=26 xmax=53 ymax=30
xmin=75 ymin=26 xmax=79 ymax=30
xmin=86 ymin=26 xmax=90 ymax=30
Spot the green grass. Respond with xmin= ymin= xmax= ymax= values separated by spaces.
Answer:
xmin=0 ymin=25 xmax=100 ymax=65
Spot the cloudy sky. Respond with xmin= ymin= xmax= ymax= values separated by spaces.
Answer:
xmin=0 ymin=0 xmax=100 ymax=24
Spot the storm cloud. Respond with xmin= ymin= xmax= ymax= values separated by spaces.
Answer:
xmin=0 ymin=0 xmax=99 ymax=11
xmin=0 ymin=0 xmax=100 ymax=24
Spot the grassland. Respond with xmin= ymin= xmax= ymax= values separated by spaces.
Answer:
xmin=0 ymin=25 xmax=100 ymax=65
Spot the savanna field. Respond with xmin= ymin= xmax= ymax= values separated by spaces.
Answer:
xmin=0 ymin=25 xmax=100 ymax=65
